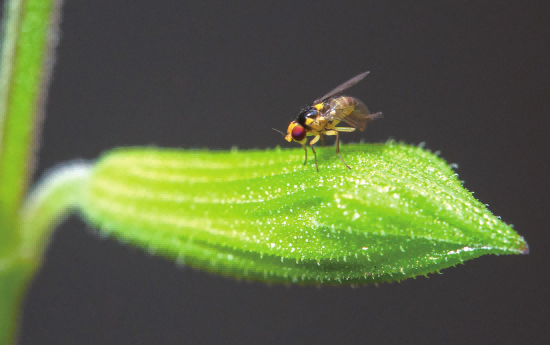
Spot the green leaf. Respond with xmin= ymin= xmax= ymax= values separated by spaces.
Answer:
xmin=77 ymin=142 xmax=527 ymax=284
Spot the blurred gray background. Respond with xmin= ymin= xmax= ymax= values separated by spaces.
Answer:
xmin=7 ymin=1 xmax=549 ymax=344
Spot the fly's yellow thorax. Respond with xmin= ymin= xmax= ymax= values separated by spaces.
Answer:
xmin=309 ymin=118 xmax=329 ymax=132
xmin=314 ymin=103 xmax=324 ymax=111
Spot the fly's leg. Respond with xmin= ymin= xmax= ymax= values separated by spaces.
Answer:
xmin=325 ymin=127 xmax=355 ymax=169
xmin=331 ymin=127 xmax=355 ymax=133
xmin=309 ymin=135 xmax=321 ymax=172
xmin=320 ymin=134 xmax=326 ymax=147
xmin=301 ymin=144 xmax=307 ymax=165
xmin=326 ymin=120 xmax=340 ymax=130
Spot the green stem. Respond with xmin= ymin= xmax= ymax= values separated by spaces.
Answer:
xmin=0 ymin=256 xmax=35 ymax=345
xmin=0 ymin=0 xmax=63 ymax=344
xmin=0 ymin=162 xmax=89 ymax=345
xmin=0 ymin=0 xmax=61 ymax=250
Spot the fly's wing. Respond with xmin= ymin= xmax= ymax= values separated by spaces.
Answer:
xmin=325 ymin=98 xmax=381 ymax=131
xmin=315 ymin=71 xmax=370 ymax=103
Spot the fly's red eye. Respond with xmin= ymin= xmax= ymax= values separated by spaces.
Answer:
xmin=291 ymin=125 xmax=306 ymax=141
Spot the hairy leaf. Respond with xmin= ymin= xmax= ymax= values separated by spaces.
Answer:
xmin=79 ymin=142 xmax=528 ymax=284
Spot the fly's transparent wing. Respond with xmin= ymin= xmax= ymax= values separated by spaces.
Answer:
xmin=325 ymin=97 xmax=381 ymax=131
xmin=315 ymin=71 xmax=369 ymax=103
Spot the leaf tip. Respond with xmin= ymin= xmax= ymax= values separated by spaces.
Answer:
xmin=520 ymin=240 xmax=530 ymax=255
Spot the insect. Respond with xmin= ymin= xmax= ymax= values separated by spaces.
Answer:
xmin=280 ymin=71 xmax=381 ymax=171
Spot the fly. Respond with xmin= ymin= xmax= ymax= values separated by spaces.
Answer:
xmin=281 ymin=71 xmax=381 ymax=171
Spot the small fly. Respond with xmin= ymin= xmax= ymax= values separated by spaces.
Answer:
xmin=278 ymin=71 xmax=381 ymax=171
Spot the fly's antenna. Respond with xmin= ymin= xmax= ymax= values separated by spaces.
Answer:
xmin=272 ymin=128 xmax=286 ymax=137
